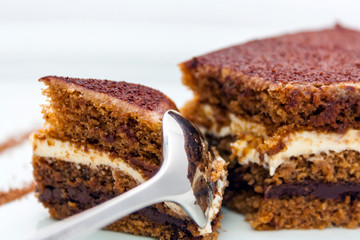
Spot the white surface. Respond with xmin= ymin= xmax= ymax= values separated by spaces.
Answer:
xmin=1 ymin=4 xmax=360 ymax=238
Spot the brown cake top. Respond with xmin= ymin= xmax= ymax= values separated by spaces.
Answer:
xmin=184 ymin=25 xmax=360 ymax=86
xmin=40 ymin=76 xmax=178 ymax=122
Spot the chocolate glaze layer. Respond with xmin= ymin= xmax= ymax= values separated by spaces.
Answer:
xmin=39 ymin=76 xmax=177 ymax=115
xmin=265 ymin=182 xmax=360 ymax=200
xmin=185 ymin=25 xmax=360 ymax=85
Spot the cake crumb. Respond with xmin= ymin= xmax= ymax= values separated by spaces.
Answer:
xmin=0 ymin=182 xmax=35 ymax=206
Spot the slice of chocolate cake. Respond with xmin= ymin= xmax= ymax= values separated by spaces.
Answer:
xmin=180 ymin=25 xmax=360 ymax=229
xmin=31 ymin=76 xmax=227 ymax=239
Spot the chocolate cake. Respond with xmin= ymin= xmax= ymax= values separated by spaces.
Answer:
xmin=180 ymin=25 xmax=360 ymax=229
xmin=31 ymin=76 xmax=227 ymax=239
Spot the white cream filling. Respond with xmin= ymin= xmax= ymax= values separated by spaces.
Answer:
xmin=202 ymin=104 xmax=360 ymax=176
xmin=31 ymin=135 xmax=146 ymax=183
xmin=232 ymin=129 xmax=360 ymax=175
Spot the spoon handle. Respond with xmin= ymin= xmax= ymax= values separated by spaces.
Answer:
xmin=27 ymin=177 xmax=164 ymax=240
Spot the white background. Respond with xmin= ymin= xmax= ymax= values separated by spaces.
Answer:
xmin=1 ymin=0 xmax=360 ymax=85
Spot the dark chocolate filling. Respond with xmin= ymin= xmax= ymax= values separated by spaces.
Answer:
xmin=226 ymin=166 xmax=360 ymax=200
xmin=137 ymin=207 xmax=187 ymax=228
xmin=38 ymin=185 xmax=194 ymax=230
xmin=265 ymin=182 xmax=360 ymax=200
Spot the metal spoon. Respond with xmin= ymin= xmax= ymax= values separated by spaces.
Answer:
xmin=28 ymin=110 xmax=215 ymax=240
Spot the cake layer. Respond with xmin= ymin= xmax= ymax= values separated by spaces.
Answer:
xmin=33 ymin=155 xmax=222 ymax=239
xmin=224 ymin=190 xmax=360 ymax=230
xmin=180 ymin=26 xmax=360 ymax=131
xmin=182 ymin=101 xmax=360 ymax=175
xmin=40 ymin=76 xmax=177 ymax=123
xmin=231 ymin=128 xmax=360 ymax=175
xmin=40 ymin=76 xmax=178 ymax=177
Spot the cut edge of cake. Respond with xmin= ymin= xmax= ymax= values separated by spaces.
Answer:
xmin=32 ymin=76 xmax=228 ymax=239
